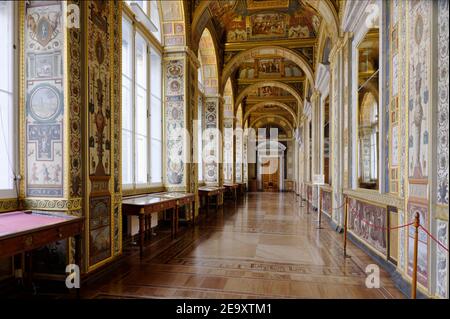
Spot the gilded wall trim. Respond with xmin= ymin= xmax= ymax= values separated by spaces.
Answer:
xmin=0 ymin=199 xmax=19 ymax=213
xmin=343 ymin=188 xmax=404 ymax=209
xmin=435 ymin=204 xmax=449 ymax=221
xmin=22 ymin=197 xmax=82 ymax=211
xmin=224 ymin=39 xmax=317 ymax=51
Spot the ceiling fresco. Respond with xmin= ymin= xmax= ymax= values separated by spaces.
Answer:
xmin=206 ymin=0 xmax=321 ymax=42
xmin=237 ymin=56 xmax=305 ymax=80
xmin=193 ymin=0 xmax=327 ymax=130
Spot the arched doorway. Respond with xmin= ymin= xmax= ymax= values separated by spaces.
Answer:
xmin=256 ymin=141 xmax=286 ymax=192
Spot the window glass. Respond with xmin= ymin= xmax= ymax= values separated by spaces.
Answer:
xmin=0 ymin=1 xmax=15 ymax=194
xmin=357 ymin=29 xmax=380 ymax=190
xmin=121 ymin=17 xmax=133 ymax=185
xmin=150 ymin=47 xmax=162 ymax=183
xmin=135 ymin=32 xmax=148 ymax=184
xmin=197 ymin=96 xmax=203 ymax=181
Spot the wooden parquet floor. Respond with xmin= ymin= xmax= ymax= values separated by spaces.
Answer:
xmin=82 ymin=192 xmax=405 ymax=299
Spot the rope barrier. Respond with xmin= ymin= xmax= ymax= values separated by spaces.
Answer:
xmin=419 ymin=225 xmax=449 ymax=252
xmin=355 ymin=218 xmax=414 ymax=231
xmin=322 ymin=201 xmax=346 ymax=212
xmin=351 ymin=214 xmax=449 ymax=251
xmin=342 ymin=198 xmax=450 ymax=299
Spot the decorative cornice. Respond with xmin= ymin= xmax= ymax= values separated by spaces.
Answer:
xmin=320 ymin=184 xmax=333 ymax=193
xmin=164 ymin=46 xmax=201 ymax=68
xmin=342 ymin=0 xmax=369 ymax=33
xmin=224 ymin=38 xmax=317 ymax=51
xmin=343 ymin=189 xmax=405 ymax=209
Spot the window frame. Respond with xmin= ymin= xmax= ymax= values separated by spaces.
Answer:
xmin=197 ymin=75 xmax=205 ymax=184
xmin=122 ymin=6 xmax=163 ymax=191
xmin=124 ymin=0 xmax=163 ymax=47
xmin=0 ymin=1 xmax=18 ymax=199
xmin=353 ymin=27 xmax=382 ymax=192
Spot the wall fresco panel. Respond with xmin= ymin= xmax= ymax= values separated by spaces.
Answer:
xmin=25 ymin=1 xmax=65 ymax=197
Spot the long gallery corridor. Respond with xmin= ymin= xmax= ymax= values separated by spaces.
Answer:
xmin=0 ymin=0 xmax=448 ymax=303
xmin=82 ymin=193 xmax=404 ymax=299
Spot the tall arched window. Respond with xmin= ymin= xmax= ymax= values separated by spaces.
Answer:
xmin=357 ymin=29 xmax=379 ymax=190
xmin=122 ymin=1 xmax=163 ymax=190
xmin=197 ymin=68 xmax=204 ymax=181
xmin=0 ymin=1 xmax=17 ymax=198
xmin=126 ymin=1 xmax=162 ymax=43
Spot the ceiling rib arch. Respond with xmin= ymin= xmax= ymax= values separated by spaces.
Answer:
xmin=222 ymin=46 xmax=314 ymax=93
xmin=250 ymin=114 xmax=295 ymax=136
xmin=235 ymin=80 xmax=303 ymax=114
xmin=244 ymin=101 xmax=297 ymax=127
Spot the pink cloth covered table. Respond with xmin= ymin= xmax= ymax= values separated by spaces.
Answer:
xmin=0 ymin=211 xmax=74 ymax=238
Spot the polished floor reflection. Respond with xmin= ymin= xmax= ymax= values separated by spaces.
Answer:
xmin=83 ymin=192 xmax=405 ymax=299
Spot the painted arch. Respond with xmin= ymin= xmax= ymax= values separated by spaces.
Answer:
xmin=250 ymin=114 xmax=294 ymax=138
xmin=244 ymin=101 xmax=297 ymax=127
xmin=235 ymin=81 xmax=303 ymax=114
xmin=222 ymin=46 xmax=314 ymax=93
xmin=198 ymin=28 xmax=219 ymax=95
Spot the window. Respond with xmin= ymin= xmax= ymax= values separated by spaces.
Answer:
xmin=149 ymin=1 xmax=161 ymax=43
xmin=122 ymin=18 xmax=133 ymax=185
xmin=197 ymin=95 xmax=203 ymax=181
xmin=126 ymin=1 xmax=161 ymax=43
xmin=357 ymin=29 xmax=379 ymax=190
xmin=126 ymin=0 xmax=148 ymax=14
xmin=122 ymin=14 xmax=162 ymax=188
xmin=150 ymin=47 xmax=162 ymax=183
xmin=0 ymin=1 xmax=16 ymax=198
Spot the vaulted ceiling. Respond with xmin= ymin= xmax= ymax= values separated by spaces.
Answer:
xmin=192 ymin=0 xmax=339 ymax=132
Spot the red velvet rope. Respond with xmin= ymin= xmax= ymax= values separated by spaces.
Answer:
xmin=419 ymin=225 xmax=449 ymax=252
xmin=357 ymin=218 xmax=414 ymax=231
xmin=350 ymin=213 xmax=449 ymax=252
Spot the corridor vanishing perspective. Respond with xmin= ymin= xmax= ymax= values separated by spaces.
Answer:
xmin=82 ymin=193 xmax=404 ymax=299
xmin=0 ymin=0 xmax=448 ymax=303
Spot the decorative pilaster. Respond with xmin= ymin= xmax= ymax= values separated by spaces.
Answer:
xmin=329 ymin=36 xmax=345 ymax=227
xmin=203 ymin=95 xmax=221 ymax=186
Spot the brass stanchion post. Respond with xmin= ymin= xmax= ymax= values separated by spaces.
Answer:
xmin=306 ymin=187 xmax=310 ymax=214
xmin=343 ymin=195 xmax=348 ymax=257
xmin=318 ymin=187 xmax=322 ymax=229
xmin=412 ymin=212 xmax=420 ymax=299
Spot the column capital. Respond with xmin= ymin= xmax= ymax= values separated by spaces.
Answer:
xmin=311 ymin=89 xmax=321 ymax=103
xmin=164 ymin=45 xmax=201 ymax=69
xmin=329 ymin=37 xmax=345 ymax=63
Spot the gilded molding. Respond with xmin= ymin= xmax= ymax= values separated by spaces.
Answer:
xmin=0 ymin=198 xmax=19 ymax=213
xmin=343 ymin=189 xmax=404 ymax=209
xmin=224 ymin=38 xmax=317 ymax=51
xmin=22 ymin=197 xmax=82 ymax=211
xmin=435 ymin=204 xmax=449 ymax=221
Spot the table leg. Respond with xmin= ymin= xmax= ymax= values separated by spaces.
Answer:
xmin=25 ymin=252 xmax=33 ymax=289
xmin=216 ymin=194 xmax=219 ymax=210
xmin=145 ymin=215 xmax=149 ymax=240
xmin=191 ymin=200 xmax=195 ymax=226
xmin=139 ymin=214 xmax=145 ymax=258
xmin=175 ymin=206 xmax=179 ymax=236
xmin=206 ymin=195 xmax=209 ymax=215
